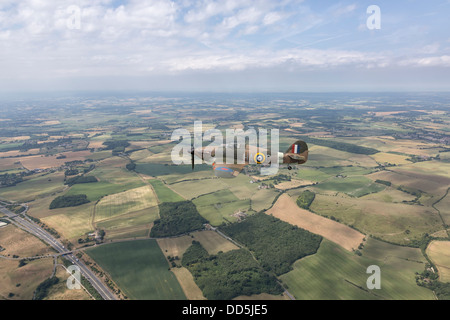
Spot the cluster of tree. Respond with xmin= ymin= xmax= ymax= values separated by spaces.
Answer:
xmin=273 ymin=174 xmax=291 ymax=182
xmin=102 ymin=140 xmax=130 ymax=154
xmin=0 ymin=173 xmax=23 ymax=187
xmin=167 ymin=255 xmax=180 ymax=267
xmin=78 ymin=237 xmax=92 ymax=244
xmin=33 ymin=277 xmax=59 ymax=300
xmin=49 ymin=194 xmax=90 ymax=209
xmin=296 ymin=190 xmax=316 ymax=209
xmin=20 ymin=138 xmax=74 ymax=152
xmin=397 ymin=185 xmax=422 ymax=197
xmin=64 ymin=160 xmax=83 ymax=166
xmin=18 ymin=259 xmax=29 ymax=267
xmin=126 ymin=161 xmax=136 ymax=171
xmin=64 ymin=168 xmax=79 ymax=176
xmin=6 ymin=204 xmax=25 ymax=214
xmin=221 ymin=213 xmax=322 ymax=275
xmin=65 ymin=175 xmax=98 ymax=186
xmin=182 ymin=241 xmax=283 ymax=300
xmin=83 ymin=164 xmax=95 ymax=174
xmin=397 ymin=185 xmax=423 ymax=205
xmin=150 ymin=201 xmax=206 ymax=237
xmin=97 ymin=229 xmax=106 ymax=241
xmin=375 ymin=179 xmax=392 ymax=187
xmin=181 ymin=241 xmax=209 ymax=266
xmin=300 ymin=136 xmax=379 ymax=155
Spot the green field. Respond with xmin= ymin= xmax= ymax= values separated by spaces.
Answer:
xmin=195 ymin=199 xmax=251 ymax=226
xmin=193 ymin=189 xmax=239 ymax=207
xmin=297 ymin=168 xmax=333 ymax=182
xmin=315 ymin=176 xmax=385 ymax=197
xmin=86 ymin=240 xmax=186 ymax=300
xmin=280 ymin=239 xmax=434 ymax=300
xmin=66 ymin=181 xmax=144 ymax=202
xmin=250 ymin=189 xmax=279 ymax=212
xmin=318 ymin=166 xmax=375 ymax=176
xmin=0 ymin=172 xmax=66 ymax=202
xmin=148 ymin=180 xmax=184 ymax=203
xmin=136 ymin=163 xmax=210 ymax=176
xmin=310 ymin=192 xmax=443 ymax=245
xmin=169 ymin=179 xmax=229 ymax=199
xmin=65 ymin=167 xmax=145 ymax=201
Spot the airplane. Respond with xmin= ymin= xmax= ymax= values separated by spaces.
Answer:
xmin=190 ymin=140 xmax=308 ymax=178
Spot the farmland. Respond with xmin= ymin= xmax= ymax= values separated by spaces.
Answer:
xmin=267 ymin=194 xmax=365 ymax=252
xmin=95 ymin=186 xmax=158 ymax=222
xmin=0 ymin=224 xmax=55 ymax=300
xmin=85 ymin=240 xmax=186 ymax=300
xmin=0 ymin=92 xmax=449 ymax=300
xmin=280 ymin=239 xmax=435 ymax=300
xmin=427 ymin=241 xmax=450 ymax=283
xmin=148 ymin=179 xmax=185 ymax=203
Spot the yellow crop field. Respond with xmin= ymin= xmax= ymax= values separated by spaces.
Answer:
xmin=95 ymin=185 xmax=158 ymax=222
xmin=371 ymin=152 xmax=411 ymax=165
xmin=427 ymin=241 xmax=450 ymax=283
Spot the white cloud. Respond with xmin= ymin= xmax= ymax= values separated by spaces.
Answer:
xmin=0 ymin=0 xmax=448 ymax=91
xmin=400 ymin=55 xmax=450 ymax=67
xmin=263 ymin=12 xmax=282 ymax=25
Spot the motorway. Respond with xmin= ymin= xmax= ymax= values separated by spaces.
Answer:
xmin=0 ymin=205 xmax=117 ymax=300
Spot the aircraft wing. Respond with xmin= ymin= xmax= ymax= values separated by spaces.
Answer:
xmin=212 ymin=163 xmax=245 ymax=179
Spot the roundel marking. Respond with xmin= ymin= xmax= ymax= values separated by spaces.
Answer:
xmin=254 ymin=153 xmax=266 ymax=164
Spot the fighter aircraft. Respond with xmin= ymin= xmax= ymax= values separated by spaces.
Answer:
xmin=190 ymin=140 xmax=308 ymax=178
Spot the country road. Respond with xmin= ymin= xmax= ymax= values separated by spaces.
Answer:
xmin=0 ymin=205 xmax=117 ymax=300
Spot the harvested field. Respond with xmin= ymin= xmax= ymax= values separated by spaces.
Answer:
xmin=427 ymin=241 xmax=450 ymax=283
xmin=0 ymin=224 xmax=55 ymax=257
xmin=275 ymin=179 xmax=313 ymax=190
xmin=0 ymin=258 xmax=54 ymax=300
xmin=157 ymin=231 xmax=238 ymax=259
xmin=157 ymin=236 xmax=193 ymax=261
xmin=95 ymin=186 xmax=158 ymax=222
xmin=19 ymin=151 xmax=93 ymax=170
xmin=171 ymin=267 xmax=206 ymax=300
xmin=267 ymin=194 xmax=365 ymax=251
xmin=96 ymin=206 xmax=159 ymax=231
xmin=0 ymin=148 xmax=40 ymax=158
xmin=371 ymin=152 xmax=411 ymax=165
xmin=104 ymin=225 xmax=150 ymax=241
xmin=45 ymin=265 xmax=93 ymax=300
xmin=192 ymin=231 xmax=239 ymax=255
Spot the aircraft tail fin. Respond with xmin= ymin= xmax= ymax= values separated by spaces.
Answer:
xmin=285 ymin=140 xmax=308 ymax=165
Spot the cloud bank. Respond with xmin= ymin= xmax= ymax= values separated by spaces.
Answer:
xmin=0 ymin=0 xmax=449 ymax=91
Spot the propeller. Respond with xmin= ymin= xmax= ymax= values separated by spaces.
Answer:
xmin=190 ymin=146 xmax=195 ymax=171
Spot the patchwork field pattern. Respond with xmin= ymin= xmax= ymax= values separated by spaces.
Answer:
xmin=267 ymin=194 xmax=365 ymax=251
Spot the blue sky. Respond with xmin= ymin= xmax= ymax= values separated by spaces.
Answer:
xmin=0 ymin=0 xmax=449 ymax=92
